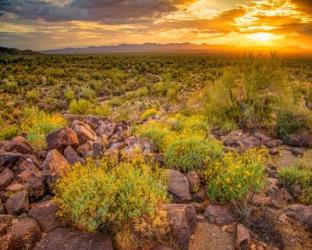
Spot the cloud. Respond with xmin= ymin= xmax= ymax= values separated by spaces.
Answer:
xmin=291 ymin=0 xmax=312 ymax=14
xmin=0 ymin=0 xmax=196 ymax=23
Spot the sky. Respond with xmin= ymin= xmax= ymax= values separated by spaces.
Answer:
xmin=0 ymin=0 xmax=311 ymax=50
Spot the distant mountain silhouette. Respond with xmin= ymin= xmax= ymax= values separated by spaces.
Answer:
xmin=42 ymin=43 xmax=312 ymax=55
xmin=0 ymin=46 xmax=41 ymax=55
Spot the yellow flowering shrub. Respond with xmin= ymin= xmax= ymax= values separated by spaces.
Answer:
xmin=204 ymin=149 xmax=266 ymax=203
xmin=20 ymin=107 xmax=66 ymax=149
xmin=140 ymin=108 xmax=159 ymax=121
xmin=54 ymin=157 xmax=169 ymax=241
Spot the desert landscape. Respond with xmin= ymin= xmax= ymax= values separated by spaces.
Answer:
xmin=0 ymin=1 xmax=312 ymax=250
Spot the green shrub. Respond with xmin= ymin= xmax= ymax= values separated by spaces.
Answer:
xmin=94 ymin=103 xmax=112 ymax=117
xmin=0 ymin=124 xmax=20 ymax=140
xmin=80 ymin=87 xmax=96 ymax=100
xmin=205 ymin=149 xmax=266 ymax=203
xmin=277 ymin=109 xmax=309 ymax=142
xmin=20 ymin=107 xmax=66 ymax=149
xmin=4 ymin=80 xmax=19 ymax=93
xmin=55 ymin=157 xmax=168 ymax=237
xmin=140 ymin=108 xmax=158 ymax=120
xmin=278 ymin=166 xmax=312 ymax=204
xmin=64 ymin=88 xmax=75 ymax=101
xmin=165 ymin=137 xmax=223 ymax=172
xmin=205 ymin=55 xmax=287 ymax=128
xmin=26 ymin=89 xmax=40 ymax=102
xmin=69 ymin=99 xmax=92 ymax=114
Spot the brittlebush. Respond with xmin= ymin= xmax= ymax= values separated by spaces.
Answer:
xmin=54 ymin=156 xmax=169 ymax=243
xmin=204 ymin=149 xmax=266 ymax=203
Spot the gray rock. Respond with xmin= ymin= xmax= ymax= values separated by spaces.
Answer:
xmin=167 ymin=170 xmax=191 ymax=202
xmin=204 ymin=205 xmax=236 ymax=225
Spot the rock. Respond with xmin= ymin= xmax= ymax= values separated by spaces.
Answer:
xmin=254 ymin=132 xmax=271 ymax=143
xmin=18 ymin=158 xmax=40 ymax=173
xmin=0 ymin=168 xmax=14 ymax=189
xmin=167 ymin=204 xmax=197 ymax=250
xmin=5 ymin=191 xmax=29 ymax=215
xmin=91 ymin=141 xmax=104 ymax=158
xmin=284 ymin=204 xmax=312 ymax=231
xmin=189 ymin=221 xmax=235 ymax=250
xmin=167 ymin=170 xmax=191 ymax=202
xmin=236 ymin=224 xmax=251 ymax=250
xmin=241 ymin=137 xmax=261 ymax=150
xmin=46 ymin=127 xmax=79 ymax=151
xmin=35 ymin=228 xmax=113 ymax=250
xmin=42 ymin=150 xmax=70 ymax=192
xmin=76 ymin=142 xmax=92 ymax=158
xmin=290 ymin=147 xmax=304 ymax=156
xmin=264 ymin=139 xmax=283 ymax=148
xmin=289 ymin=131 xmax=312 ymax=147
xmin=151 ymin=244 xmax=174 ymax=250
xmin=8 ymin=217 xmax=41 ymax=250
xmin=269 ymin=148 xmax=279 ymax=156
xmin=251 ymin=194 xmax=272 ymax=207
xmin=71 ymin=120 xmax=97 ymax=144
xmin=29 ymin=200 xmax=60 ymax=233
xmin=191 ymin=190 xmax=206 ymax=203
xmin=0 ymin=199 xmax=5 ymax=214
xmin=186 ymin=171 xmax=200 ymax=193
xmin=204 ymin=205 xmax=236 ymax=225
xmin=63 ymin=146 xmax=81 ymax=165
xmin=223 ymin=130 xmax=244 ymax=147
xmin=0 ymin=152 xmax=28 ymax=170
xmin=266 ymin=186 xmax=287 ymax=208
xmin=4 ymin=136 xmax=34 ymax=155
xmin=96 ymin=122 xmax=116 ymax=139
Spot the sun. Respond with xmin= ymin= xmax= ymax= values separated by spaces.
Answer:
xmin=247 ymin=32 xmax=274 ymax=42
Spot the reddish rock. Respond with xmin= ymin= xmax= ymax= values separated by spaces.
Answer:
xmin=76 ymin=143 xmax=92 ymax=158
xmin=96 ymin=122 xmax=116 ymax=139
xmin=64 ymin=146 xmax=81 ymax=165
xmin=71 ymin=120 xmax=97 ymax=144
xmin=265 ymin=139 xmax=283 ymax=148
xmin=29 ymin=200 xmax=60 ymax=233
xmin=290 ymin=147 xmax=304 ymax=156
xmin=0 ymin=168 xmax=14 ymax=189
xmin=254 ymin=132 xmax=271 ymax=143
xmin=236 ymin=224 xmax=251 ymax=249
xmin=5 ymin=191 xmax=29 ymax=215
xmin=9 ymin=217 xmax=42 ymax=250
xmin=18 ymin=158 xmax=40 ymax=173
xmin=186 ymin=171 xmax=200 ymax=193
xmin=284 ymin=204 xmax=312 ymax=231
xmin=167 ymin=204 xmax=197 ymax=250
xmin=167 ymin=170 xmax=191 ymax=202
xmin=4 ymin=136 xmax=34 ymax=155
xmin=0 ymin=198 xmax=5 ymax=214
xmin=289 ymin=131 xmax=312 ymax=147
xmin=35 ymin=228 xmax=113 ymax=250
xmin=46 ymin=127 xmax=79 ymax=150
xmin=42 ymin=150 xmax=70 ymax=192
xmin=204 ymin=205 xmax=236 ymax=225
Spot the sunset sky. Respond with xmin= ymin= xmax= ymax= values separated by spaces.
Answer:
xmin=0 ymin=0 xmax=311 ymax=50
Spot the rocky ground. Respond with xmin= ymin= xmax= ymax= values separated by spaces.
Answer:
xmin=0 ymin=115 xmax=311 ymax=250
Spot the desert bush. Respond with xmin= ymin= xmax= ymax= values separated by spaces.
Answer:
xmin=79 ymin=87 xmax=96 ymax=100
xmin=94 ymin=103 xmax=112 ymax=117
xmin=165 ymin=136 xmax=223 ymax=172
xmin=20 ymin=107 xmax=66 ymax=149
xmin=69 ymin=99 xmax=92 ymax=114
xmin=55 ymin=157 xmax=168 ymax=243
xmin=204 ymin=149 xmax=266 ymax=203
xmin=140 ymin=108 xmax=158 ymax=121
xmin=276 ymin=108 xmax=310 ymax=143
xmin=4 ymin=80 xmax=19 ymax=93
xmin=64 ymin=88 xmax=75 ymax=101
xmin=0 ymin=123 xmax=19 ymax=140
xmin=205 ymin=54 xmax=288 ymax=129
xmin=278 ymin=166 xmax=312 ymax=204
xmin=26 ymin=89 xmax=40 ymax=102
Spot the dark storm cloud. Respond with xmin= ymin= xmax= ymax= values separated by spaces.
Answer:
xmin=0 ymin=0 xmax=195 ymax=23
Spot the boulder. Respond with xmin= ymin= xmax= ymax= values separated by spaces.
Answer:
xmin=223 ymin=130 xmax=245 ymax=147
xmin=8 ymin=217 xmax=42 ymax=250
xmin=46 ymin=127 xmax=79 ymax=151
xmin=42 ymin=150 xmax=70 ymax=192
xmin=167 ymin=204 xmax=197 ymax=250
xmin=76 ymin=142 xmax=92 ymax=158
xmin=96 ymin=122 xmax=116 ymax=139
xmin=64 ymin=146 xmax=81 ymax=165
xmin=167 ymin=170 xmax=191 ymax=202
xmin=4 ymin=136 xmax=34 ymax=155
xmin=236 ymin=224 xmax=251 ymax=249
xmin=284 ymin=204 xmax=312 ymax=231
xmin=5 ymin=191 xmax=29 ymax=215
xmin=71 ymin=120 xmax=97 ymax=144
xmin=265 ymin=139 xmax=283 ymax=148
xmin=35 ymin=228 xmax=113 ymax=250
xmin=290 ymin=147 xmax=304 ymax=156
xmin=289 ymin=131 xmax=312 ymax=147
xmin=254 ymin=132 xmax=271 ymax=143
xmin=0 ymin=198 xmax=5 ymax=214
xmin=186 ymin=171 xmax=200 ymax=193
xmin=204 ymin=205 xmax=236 ymax=225
xmin=29 ymin=200 xmax=60 ymax=233
xmin=0 ymin=152 xmax=29 ymax=170
xmin=0 ymin=168 xmax=14 ymax=189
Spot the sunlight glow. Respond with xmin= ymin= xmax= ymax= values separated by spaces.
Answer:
xmin=247 ymin=32 xmax=277 ymax=42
